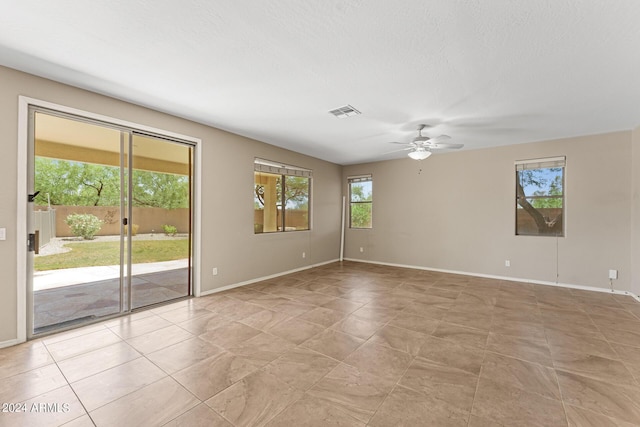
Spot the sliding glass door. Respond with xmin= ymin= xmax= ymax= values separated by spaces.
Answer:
xmin=129 ymin=133 xmax=192 ymax=309
xmin=28 ymin=109 xmax=193 ymax=336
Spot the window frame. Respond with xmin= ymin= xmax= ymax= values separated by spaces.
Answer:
xmin=515 ymin=156 xmax=566 ymax=237
xmin=348 ymin=175 xmax=373 ymax=229
xmin=254 ymin=158 xmax=311 ymax=234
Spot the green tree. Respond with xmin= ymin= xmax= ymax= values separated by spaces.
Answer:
xmin=516 ymin=168 xmax=563 ymax=234
xmin=283 ymin=176 xmax=309 ymax=209
xmin=35 ymin=157 xmax=189 ymax=208
xmin=254 ymin=175 xmax=310 ymax=209
xmin=132 ymin=170 xmax=189 ymax=208
xmin=531 ymin=174 xmax=562 ymax=208
xmin=350 ymin=182 xmax=372 ymax=228
xmin=35 ymin=158 xmax=120 ymax=206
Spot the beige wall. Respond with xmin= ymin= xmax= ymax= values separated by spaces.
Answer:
xmin=632 ymin=126 xmax=640 ymax=296
xmin=1 ymin=64 xmax=637 ymax=345
xmin=0 ymin=66 xmax=342 ymax=344
xmin=343 ymin=132 xmax=634 ymax=291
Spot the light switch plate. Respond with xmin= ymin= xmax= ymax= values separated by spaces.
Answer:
xmin=0 ymin=228 xmax=5 ymax=241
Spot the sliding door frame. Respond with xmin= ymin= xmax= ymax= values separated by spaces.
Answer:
xmin=16 ymin=96 xmax=202 ymax=343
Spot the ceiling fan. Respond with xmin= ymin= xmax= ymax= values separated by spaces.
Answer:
xmin=389 ymin=124 xmax=464 ymax=160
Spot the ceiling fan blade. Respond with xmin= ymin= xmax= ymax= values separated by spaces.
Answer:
xmin=383 ymin=147 xmax=413 ymax=154
xmin=428 ymin=134 xmax=451 ymax=143
xmin=428 ymin=142 xmax=464 ymax=150
xmin=384 ymin=128 xmax=458 ymax=154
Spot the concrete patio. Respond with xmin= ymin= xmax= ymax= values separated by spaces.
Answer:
xmin=34 ymin=264 xmax=191 ymax=333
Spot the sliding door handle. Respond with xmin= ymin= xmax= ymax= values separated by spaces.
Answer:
xmin=28 ymin=191 xmax=40 ymax=202
xmin=28 ymin=233 xmax=36 ymax=252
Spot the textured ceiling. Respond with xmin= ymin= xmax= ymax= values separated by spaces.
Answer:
xmin=1 ymin=0 xmax=639 ymax=165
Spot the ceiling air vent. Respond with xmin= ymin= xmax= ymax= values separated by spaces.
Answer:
xmin=328 ymin=104 xmax=361 ymax=118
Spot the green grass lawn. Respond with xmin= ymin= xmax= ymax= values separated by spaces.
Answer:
xmin=35 ymin=240 xmax=189 ymax=271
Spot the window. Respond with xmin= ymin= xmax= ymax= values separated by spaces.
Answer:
xmin=254 ymin=158 xmax=311 ymax=233
xmin=515 ymin=157 xmax=565 ymax=236
xmin=349 ymin=175 xmax=372 ymax=228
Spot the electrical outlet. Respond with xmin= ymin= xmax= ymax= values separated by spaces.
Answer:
xmin=505 ymin=260 xmax=510 ymax=267
xmin=359 ymin=247 xmax=364 ymax=253
xmin=302 ymin=252 xmax=306 ymax=258
xmin=609 ymin=269 xmax=618 ymax=280
xmin=212 ymin=268 xmax=218 ymax=276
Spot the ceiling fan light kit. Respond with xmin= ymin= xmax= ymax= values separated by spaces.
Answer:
xmin=408 ymin=149 xmax=432 ymax=160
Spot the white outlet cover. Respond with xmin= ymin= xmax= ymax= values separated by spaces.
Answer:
xmin=0 ymin=228 xmax=5 ymax=240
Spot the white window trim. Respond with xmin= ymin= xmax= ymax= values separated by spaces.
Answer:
xmin=254 ymin=158 xmax=312 ymax=177
xmin=515 ymin=156 xmax=566 ymax=170
xmin=254 ymin=158 xmax=312 ymax=234
xmin=348 ymin=174 xmax=373 ymax=229
xmin=514 ymin=156 xmax=566 ymax=237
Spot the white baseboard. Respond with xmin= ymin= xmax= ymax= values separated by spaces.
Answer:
xmin=198 ymin=256 xmax=640 ymax=302
xmin=0 ymin=338 xmax=22 ymax=349
xmin=343 ymin=258 xmax=640 ymax=302
xmin=200 ymin=259 xmax=340 ymax=297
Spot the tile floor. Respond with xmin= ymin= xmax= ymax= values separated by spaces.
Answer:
xmin=2 ymin=261 xmax=640 ymax=426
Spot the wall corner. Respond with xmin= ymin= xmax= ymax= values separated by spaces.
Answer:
xmin=632 ymin=125 xmax=640 ymax=296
